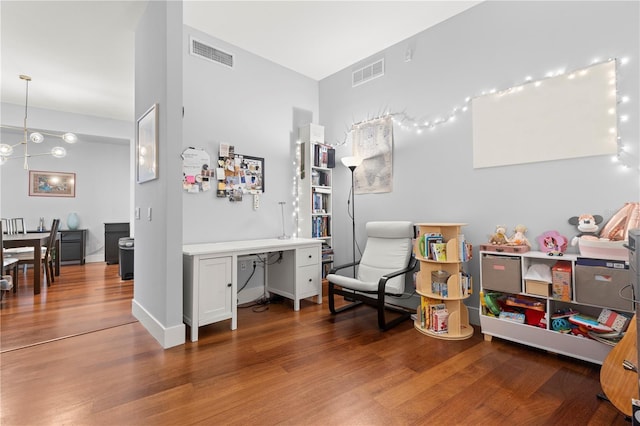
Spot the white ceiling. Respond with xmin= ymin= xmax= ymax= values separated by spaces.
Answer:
xmin=1 ymin=1 xmax=480 ymax=122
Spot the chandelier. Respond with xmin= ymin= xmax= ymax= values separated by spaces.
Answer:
xmin=0 ymin=75 xmax=77 ymax=169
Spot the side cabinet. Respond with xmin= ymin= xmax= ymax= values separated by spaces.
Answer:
xmin=60 ymin=229 xmax=87 ymax=264
xmin=183 ymin=254 xmax=233 ymax=342
xmin=104 ymin=222 xmax=129 ymax=264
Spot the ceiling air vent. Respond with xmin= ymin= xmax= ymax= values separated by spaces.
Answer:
xmin=190 ymin=37 xmax=234 ymax=68
xmin=352 ymin=58 xmax=384 ymax=87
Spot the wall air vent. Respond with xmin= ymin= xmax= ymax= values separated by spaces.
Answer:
xmin=352 ymin=58 xmax=384 ymax=87
xmin=190 ymin=37 xmax=234 ymax=68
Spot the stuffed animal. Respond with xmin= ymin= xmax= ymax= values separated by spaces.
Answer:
xmin=490 ymin=225 xmax=509 ymax=245
xmin=509 ymin=224 xmax=531 ymax=246
xmin=568 ymin=214 xmax=603 ymax=246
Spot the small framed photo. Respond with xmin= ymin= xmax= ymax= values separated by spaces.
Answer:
xmin=29 ymin=170 xmax=76 ymax=197
xmin=136 ymin=103 xmax=159 ymax=183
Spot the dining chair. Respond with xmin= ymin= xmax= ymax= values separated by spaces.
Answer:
xmin=10 ymin=218 xmax=60 ymax=287
xmin=1 ymin=218 xmax=25 ymax=235
xmin=12 ymin=218 xmax=25 ymax=234
xmin=1 ymin=222 xmax=19 ymax=296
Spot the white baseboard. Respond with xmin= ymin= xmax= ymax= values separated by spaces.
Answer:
xmin=132 ymin=299 xmax=185 ymax=348
xmin=468 ymin=305 xmax=480 ymax=326
xmin=85 ymin=254 xmax=104 ymax=264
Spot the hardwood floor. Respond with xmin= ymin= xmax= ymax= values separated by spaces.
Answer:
xmin=0 ymin=263 xmax=629 ymax=425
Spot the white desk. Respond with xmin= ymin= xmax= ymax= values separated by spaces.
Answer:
xmin=183 ymin=238 xmax=322 ymax=341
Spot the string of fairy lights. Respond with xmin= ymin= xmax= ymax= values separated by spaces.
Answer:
xmin=335 ymin=56 xmax=636 ymax=171
xmin=290 ymin=55 xmax=637 ymax=236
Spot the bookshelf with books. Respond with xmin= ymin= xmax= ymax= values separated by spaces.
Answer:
xmin=298 ymin=124 xmax=334 ymax=277
xmin=414 ymin=223 xmax=474 ymax=340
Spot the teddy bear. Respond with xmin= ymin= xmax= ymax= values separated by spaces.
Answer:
xmin=489 ymin=225 xmax=509 ymax=245
xmin=509 ymin=224 xmax=531 ymax=246
xmin=568 ymin=214 xmax=603 ymax=246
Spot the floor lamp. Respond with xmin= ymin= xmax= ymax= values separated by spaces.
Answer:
xmin=341 ymin=156 xmax=363 ymax=278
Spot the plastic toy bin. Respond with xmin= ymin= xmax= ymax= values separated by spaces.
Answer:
xmin=481 ymin=254 xmax=521 ymax=293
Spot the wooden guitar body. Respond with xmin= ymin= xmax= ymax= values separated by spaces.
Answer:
xmin=600 ymin=315 xmax=639 ymax=417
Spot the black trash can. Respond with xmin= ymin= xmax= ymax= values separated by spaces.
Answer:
xmin=118 ymin=237 xmax=134 ymax=280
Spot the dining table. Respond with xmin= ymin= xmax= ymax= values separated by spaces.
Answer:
xmin=3 ymin=232 xmax=61 ymax=295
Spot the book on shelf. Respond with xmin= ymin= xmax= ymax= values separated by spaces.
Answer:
xmin=311 ymin=170 xmax=320 ymax=186
xmin=311 ymin=166 xmax=332 ymax=188
xmin=597 ymin=308 xmax=631 ymax=333
xmin=313 ymin=144 xmax=333 ymax=168
xmin=423 ymin=233 xmax=443 ymax=259
xmin=320 ymin=145 xmax=328 ymax=168
xmin=459 ymin=271 xmax=472 ymax=296
xmin=419 ymin=297 xmax=441 ymax=330
xmin=458 ymin=234 xmax=473 ymax=262
xmin=327 ymin=148 xmax=335 ymax=168
xmin=429 ymin=303 xmax=448 ymax=333
xmin=312 ymin=192 xmax=330 ymax=213
xmin=431 ymin=243 xmax=447 ymax=262
xmin=313 ymin=144 xmax=320 ymax=167
xmin=433 ymin=308 xmax=449 ymax=333
xmin=312 ymin=216 xmax=331 ymax=238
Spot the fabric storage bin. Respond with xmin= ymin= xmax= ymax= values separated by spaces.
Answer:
xmin=481 ymin=254 xmax=522 ymax=293
xmin=575 ymin=264 xmax=632 ymax=311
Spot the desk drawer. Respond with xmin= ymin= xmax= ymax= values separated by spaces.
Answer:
xmin=297 ymin=247 xmax=319 ymax=267
xmin=297 ymin=264 xmax=320 ymax=295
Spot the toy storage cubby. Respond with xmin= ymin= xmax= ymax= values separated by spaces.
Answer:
xmin=479 ymin=250 xmax=632 ymax=364
xmin=414 ymin=223 xmax=474 ymax=340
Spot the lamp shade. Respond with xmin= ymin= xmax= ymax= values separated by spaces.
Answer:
xmin=30 ymin=132 xmax=44 ymax=143
xmin=51 ymin=146 xmax=67 ymax=158
xmin=62 ymin=133 xmax=78 ymax=144
xmin=341 ymin=156 xmax=363 ymax=169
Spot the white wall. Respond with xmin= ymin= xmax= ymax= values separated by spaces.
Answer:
xmin=319 ymin=1 xmax=640 ymax=324
xmin=182 ymin=27 xmax=319 ymax=244
xmin=0 ymin=103 xmax=131 ymax=262
xmin=132 ymin=0 xmax=185 ymax=348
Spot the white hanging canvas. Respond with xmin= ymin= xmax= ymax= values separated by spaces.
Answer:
xmin=472 ymin=60 xmax=618 ymax=168
xmin=352 ymin=116 xmax=393 ymax=194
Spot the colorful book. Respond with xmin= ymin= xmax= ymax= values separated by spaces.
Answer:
xmin=431 ymin=243 xmax=447 ymax=262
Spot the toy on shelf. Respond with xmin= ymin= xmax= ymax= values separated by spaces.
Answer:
xmin=568 ymin=214 xmax=603 ymax=246
xmin=568 ymin=314 xmax=614 ymax=333
xmin=489 ymin=225 xmax=509 ymax=245
xmin=536 ymin=230 xmax=568 ymax=256
xmin=599 ymin=202 xmax=640 ymax=241
xmin=575 ymin=203 xmax=640 ymax=260
xmin=508 ymin=224 xmax=531 ymax=247
xmin=480 ymin=224 xmax=530 ymax=253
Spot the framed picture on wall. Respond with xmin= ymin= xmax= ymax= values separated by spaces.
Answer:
xmin=136 ymin=103 xmax=159 ymax=183
xmin=28 ymin=170 xmax=76 ymax=197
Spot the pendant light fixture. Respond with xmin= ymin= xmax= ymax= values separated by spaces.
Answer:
xmin=0 ymin=75 xmax=77 ymax=169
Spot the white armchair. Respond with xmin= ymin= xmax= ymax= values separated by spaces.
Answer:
xmin=327 ymin=221 xmax=417 ymax=330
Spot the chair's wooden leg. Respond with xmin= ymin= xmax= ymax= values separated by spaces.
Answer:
xmin=13 ymin=265 xmax=18 ymax=293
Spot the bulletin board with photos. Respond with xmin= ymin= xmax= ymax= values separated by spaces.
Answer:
xmin=216 ymin=143 xmax=264 ymax=201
